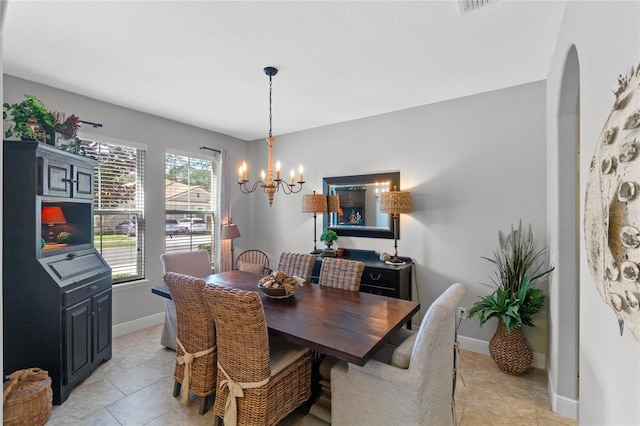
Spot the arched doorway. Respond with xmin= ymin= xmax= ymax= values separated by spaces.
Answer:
xmin=549 ymin=44 xmax=580 ymax=415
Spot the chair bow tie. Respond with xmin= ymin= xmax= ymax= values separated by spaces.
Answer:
xmin=217 ymin=362 xmax=270 ymax=426
xmin=176 ymin=338 xmax=214 ymax=405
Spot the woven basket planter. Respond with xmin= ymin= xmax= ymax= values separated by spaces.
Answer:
xmin=3 ymin=368 xmax=52 ymax=426
xmin=488 ymin=321 xmax=533 ymax=375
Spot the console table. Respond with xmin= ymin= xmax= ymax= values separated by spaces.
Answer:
xmin=311 ymin=249 xmax=413 ymax=326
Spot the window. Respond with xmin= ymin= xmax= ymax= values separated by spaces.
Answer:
xmin=80 ymin=138 xmax=146 ymax=284
xmin=165 ymin=152 xmax=218 ymax=267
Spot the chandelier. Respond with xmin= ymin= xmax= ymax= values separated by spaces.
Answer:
xmin=237 ymin=66 xmax=304 ymax=206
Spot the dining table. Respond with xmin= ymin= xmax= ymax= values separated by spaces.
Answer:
xmin=152 ymin=270 xmax=420 ymax=366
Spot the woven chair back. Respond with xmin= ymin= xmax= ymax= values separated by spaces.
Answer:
xmin=277 ymin=252 xmax=316 ymax=284
xmin=318 ymin=258 xmax=365 ymax=291
xmin=236 ymin=250 xmax=271 ymax=274
xmin=201 ymin=285 xmax=271 ymax=383
xmin=161 ymin=250 xmax=212 ymax=277
xmin=164 ymin=272 xmax=217 ymax=396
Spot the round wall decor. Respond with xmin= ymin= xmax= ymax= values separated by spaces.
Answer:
xmin=585 ymin=62 xmax=640 ymax=341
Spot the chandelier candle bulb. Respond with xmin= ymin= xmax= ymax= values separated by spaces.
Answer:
xmin=299 ymin=166 xmax=304 ymax=183
xmin=261 ymin=170 xmax=266 ymax=182
xmin=290 ymin=170 xmax=295 ymax=186
xmin=276 ymin=161 xmax=281 ymax=180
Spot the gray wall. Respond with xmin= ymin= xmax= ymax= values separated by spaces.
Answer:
xmin=3 ymin=75 xmax=251 ymax=332
xmin=3 ymin=75 xmax=549 ymax=355
xmin=243 ymin=80 xmax=549 ymax=353
xmin=547 ymin=1 xmax=640 ymax=424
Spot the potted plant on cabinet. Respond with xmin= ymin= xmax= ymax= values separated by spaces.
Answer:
xmin=468 ymin=221 xmax=554 ymax=375
xmin=3 ymin=94 xmax=81 ymax=146
xmin=320 ymin=229 xmax=338 ymax=249
xmin=3 ymin=95 xmax=56 ymax=142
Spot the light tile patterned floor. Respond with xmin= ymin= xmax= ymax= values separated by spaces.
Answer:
xmin=46 ymin=324 xmax=577 ymax=425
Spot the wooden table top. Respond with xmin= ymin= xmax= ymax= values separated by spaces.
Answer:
xmin=152 ymin=270 xmax=420 ymax=366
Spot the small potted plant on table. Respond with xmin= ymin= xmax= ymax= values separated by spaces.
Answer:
xmin=320 ymin=229 xmax=338 ymax=249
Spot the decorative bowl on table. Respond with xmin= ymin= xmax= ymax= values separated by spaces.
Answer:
xmin=257 ymin=271 xmax=305 ymax=299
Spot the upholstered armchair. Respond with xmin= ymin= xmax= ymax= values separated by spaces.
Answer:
xmin=331 ymin=283 xmax=467 ymax=426
xmin=160 ymin=250 xmax=212 ymax=349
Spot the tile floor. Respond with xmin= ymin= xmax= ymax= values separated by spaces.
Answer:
xmin=46 ymin=324 xmax=577 ymax=425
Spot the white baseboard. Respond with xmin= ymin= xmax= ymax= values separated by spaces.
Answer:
xmin=458 ymin=335 xmax=545 ymax=370
xmin=546 ymin=371 xmax=579 ymax=420
xmin=112 ymin=312 xmax=164 ymax=338
xmin=551 ymin=392 xmax=579 ymax=420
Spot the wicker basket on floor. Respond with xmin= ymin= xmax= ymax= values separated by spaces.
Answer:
xmin=3 ymin=368 xmax=52 ymax=426
xmin=488 ymin=321 xmax=533 ymax=375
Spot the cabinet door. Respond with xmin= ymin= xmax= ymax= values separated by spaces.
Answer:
xmin=73 ymin=163 xmax=94 ymax=200
xmin=41 ymin=156 xmax=71 ymax=198
xmin=93 ymin=289 xmax=112 ymax=360
xmin=64 ymin=299 xmax=92 ymax=384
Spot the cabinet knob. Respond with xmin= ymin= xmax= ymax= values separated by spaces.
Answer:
xmin=90 ymin=285 xmax=98 ymax=291
xmin=369 ymin=273 xmax=382 ymax=281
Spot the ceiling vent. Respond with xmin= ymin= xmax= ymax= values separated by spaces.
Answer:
xmin=458 ymin=0 xmax=495 ymax=15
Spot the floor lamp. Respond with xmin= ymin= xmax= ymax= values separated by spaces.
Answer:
xmin=302 ymin=191 xmax=328 ymax=254
xmin=221 ymin=219 xmax=241 ymax=269
xmin=379 ymin=188 xmax=412 ymax=264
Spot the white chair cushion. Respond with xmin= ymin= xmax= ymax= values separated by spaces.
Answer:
xmin=268 ymin=336 xmax=310 ymax=375
xmin=391 ymin=332 xmax=417 ymax=369
xmin=238 ymin=261 xmax=265 ymax=275
xmin=387 ymin=327 xmax=416 ymax=346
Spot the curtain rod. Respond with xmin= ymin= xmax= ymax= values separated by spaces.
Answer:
xmin=200 ymin=146 xmax=222 ymax=154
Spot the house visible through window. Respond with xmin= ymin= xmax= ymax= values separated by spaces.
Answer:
xmin=165 ymin=151 xmax=217 ymax=268
xmin=80 ymin=138 xmax=146 ymax=284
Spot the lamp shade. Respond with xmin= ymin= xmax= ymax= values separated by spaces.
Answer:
xmin=327 ymin=195 xmax=340 ymax=213
xmin=379 ymin=191 xmax=412 ymax=215
xmin=41 ymin=206 xmax=67 ymax=225
xmin=221 ymin=223 xmax=241 ymax=240
xmin=302 ymin=193 xmax=327 ymax=213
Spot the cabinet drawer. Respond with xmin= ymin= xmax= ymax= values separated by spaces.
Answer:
xmin=361 ymin=268 xmax=397 ymax=289
xmin=63 ymin=277 xmax=111 ymax=308
xmin=360 ymin=283 xmax=397 ymax=298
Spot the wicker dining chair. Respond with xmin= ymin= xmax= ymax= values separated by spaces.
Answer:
xmin=201 ymin=285 xmax=312 ymax=426
xmin=235 ymin=249 xmax=271 ymax=275
xmin=317 ymin=257 xmax=365 ymax=291
xmin=160 ymin=250 xmax=213 ymax=349
xmin=164 ymin=272 xmax=217 ymax=415
xmin=306 ymin=257 xmax=365 ymax=425
xmin=277 ymin=252 xmax=316 ymax=284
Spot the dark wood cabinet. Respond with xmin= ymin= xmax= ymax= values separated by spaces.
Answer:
xmin=335 ymin=188 xmax=366 ymax=225
xmin=3 ymin=140 xmax=112 ymax=404
xmin=311 ymin=249 xmax=413 ymax=327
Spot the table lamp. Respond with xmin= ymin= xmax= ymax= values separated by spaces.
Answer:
xmin=328 ymin=195 xmax=340 ymax=217
xmin=302 ymin=191 xmax=328 ymax=254
xmin=379 ymin=188 xmax=412 ymax=264
xmin=41 ymin=206 xmax=67 ymax=243
xmin=221 ymin=219 xmax=241 ymax=268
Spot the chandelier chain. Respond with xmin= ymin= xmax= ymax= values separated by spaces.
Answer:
xmin=268 ymin=75 xmax=273 ymax=138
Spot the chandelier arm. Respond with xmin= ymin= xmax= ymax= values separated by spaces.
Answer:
xmin=238 ymin=180 xmax=266 ymax=194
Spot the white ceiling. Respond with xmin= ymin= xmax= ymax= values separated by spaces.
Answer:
xmin=2 ymin=0 xmax=566 ymax=141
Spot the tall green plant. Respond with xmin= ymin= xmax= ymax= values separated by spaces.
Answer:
xmin=468 ymin=221 xmax=554 ymax=332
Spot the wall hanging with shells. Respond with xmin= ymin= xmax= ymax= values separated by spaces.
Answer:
xmin=585 ymin=61 xmax=640 ymax=341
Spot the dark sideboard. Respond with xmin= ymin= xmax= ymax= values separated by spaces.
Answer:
xmin=311 ymin=248 xmax=413 ymax=326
